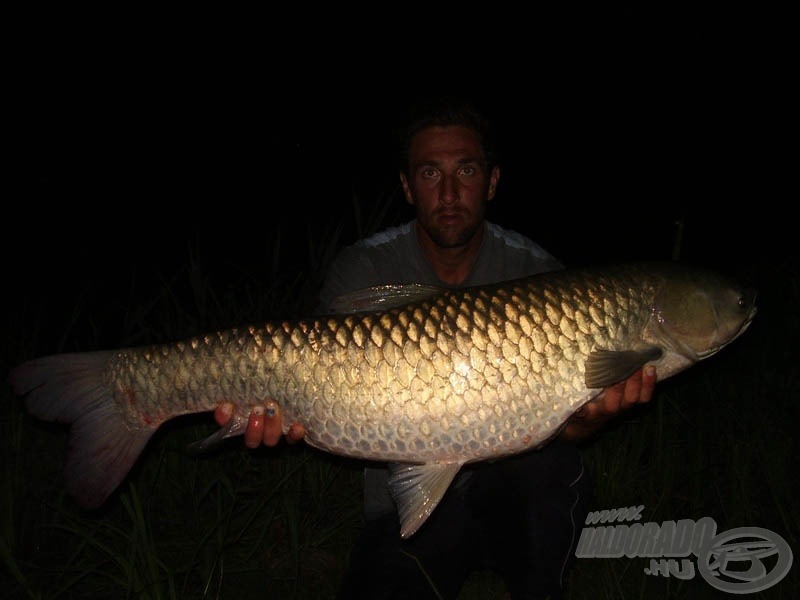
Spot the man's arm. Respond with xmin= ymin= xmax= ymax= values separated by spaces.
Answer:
xmin=558 ymin=366 xmax=657 ymax=442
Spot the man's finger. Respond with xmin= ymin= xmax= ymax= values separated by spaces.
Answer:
xmin=245 ymin=407 xmax=266 ymax=448
xmin=286 ymin=423 xmax=307 ymax=444
xmin=620 ymin=370 xmax=643 ymax=410
xmin=641 ymin=365 xmax=657 ymax=402
xmin=262 ymin=401 xmax=283 ymax=446
xmin=214 ymin=402 xmax=234 ymax=426
xmin=600 ymin=380 xmax=626 ymax=415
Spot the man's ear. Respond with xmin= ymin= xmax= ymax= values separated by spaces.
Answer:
xmin=488 ymin=166 xmax=500 ymax=201
xmin=399 ymin=172 xmax=414 ymax=206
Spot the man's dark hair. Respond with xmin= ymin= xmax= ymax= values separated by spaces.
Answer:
xmin=396 ymin=96 xmax=498 ymax=174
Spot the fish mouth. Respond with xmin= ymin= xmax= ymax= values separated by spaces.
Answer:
xmin=737 ymin=304 xmax=759 ymax=338
xmin=696 ymin=304 xmax=758 ymax=360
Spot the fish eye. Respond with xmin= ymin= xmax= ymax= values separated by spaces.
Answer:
xmin=736 ymin=290 xmax=754 ymax=312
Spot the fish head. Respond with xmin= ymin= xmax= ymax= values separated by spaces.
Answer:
xmin=651 ymin=266 xmax=757 ymax=362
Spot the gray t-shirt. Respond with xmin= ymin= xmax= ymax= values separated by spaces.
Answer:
xmin=315 ymin=219 xmax=564 ymax=519
xmin=317 ymin=220 xmax=563 ymax=313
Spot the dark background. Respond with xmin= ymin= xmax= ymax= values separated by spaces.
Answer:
xmin=7 ymin=12 xmax=793 ymax=341
xmin=3 ymin=13 xmax=797 ymax=599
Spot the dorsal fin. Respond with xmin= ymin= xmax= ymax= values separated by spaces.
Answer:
xmin=330 ymin=283 xmax=443 ymax=314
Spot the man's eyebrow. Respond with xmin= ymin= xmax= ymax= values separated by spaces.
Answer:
xmin=412 ymin=156 xmax=483 ymax=168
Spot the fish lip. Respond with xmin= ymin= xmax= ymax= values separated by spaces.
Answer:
xmin=740 ymin=304 xmax=758 ymax=333
xmin=696 ymin=306 xmax=758 ymax=360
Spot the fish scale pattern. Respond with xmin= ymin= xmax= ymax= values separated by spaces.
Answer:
xmin=10 ymin=262 xmax=755 ymax=517
xmin=107 ymin=266 xmax=658 ymax=465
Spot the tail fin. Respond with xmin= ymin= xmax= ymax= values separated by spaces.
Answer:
xmin=8 ymin=351 xmax=157 ymax=508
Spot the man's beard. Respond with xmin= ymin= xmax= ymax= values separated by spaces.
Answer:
xmin=424 ymin=212 xmax=484 ymax=249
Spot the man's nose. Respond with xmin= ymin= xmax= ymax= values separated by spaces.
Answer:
xmin=440 ymin=174 xmax=459 ymax=204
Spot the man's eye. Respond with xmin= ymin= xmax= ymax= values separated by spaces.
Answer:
xmin=459 ymin=166 xmax=476 ymax=176
xmin=422 ymin=168 xmax=438 ymax=178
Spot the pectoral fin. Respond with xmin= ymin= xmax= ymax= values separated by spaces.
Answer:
xmin=585 ymin=347 xmax=663 ymax=388
xmin=187 ymin=408 xmax=251 ymax=454
xmin=387 ymin=462 xmax=463 ymax=538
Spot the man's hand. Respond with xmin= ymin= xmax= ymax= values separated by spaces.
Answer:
xmin=214 ymin=401 xmax=306 ymax=448
xmin=559 ymin=366 xmax=657 ymax=442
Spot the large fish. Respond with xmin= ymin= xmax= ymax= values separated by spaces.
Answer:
xmin=9 ymin=262 xmax=755 ymax=537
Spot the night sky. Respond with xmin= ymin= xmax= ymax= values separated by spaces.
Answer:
xmin=8 ymin=18 xmax=793 ymax=342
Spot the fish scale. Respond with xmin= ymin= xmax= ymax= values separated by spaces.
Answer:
xmin=105 ymin=267 xmax=647 ymax=464
xmin=9 ymin=262 xmax=756 ymax=537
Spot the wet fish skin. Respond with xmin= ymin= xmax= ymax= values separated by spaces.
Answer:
xmin=8 ymin=262 xmax=756 ymax=537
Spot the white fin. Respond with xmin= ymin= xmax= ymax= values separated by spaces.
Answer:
xmin=388 ymin=462 xmax=463 ymax=538
xmin=8 ymin=351 xmax=158 ymax=508
xmin=187 ymin=406 xmax=251 ymax=454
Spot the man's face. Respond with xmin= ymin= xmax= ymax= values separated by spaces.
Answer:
xmin=400 ymin=125 xmax=499 ymax=249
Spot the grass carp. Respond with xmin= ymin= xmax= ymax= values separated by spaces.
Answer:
xmin=8 ymin=262 xmax=756 ymax=537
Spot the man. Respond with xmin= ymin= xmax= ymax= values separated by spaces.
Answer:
xmin=216 ymin=97 xmax=656 ymax=598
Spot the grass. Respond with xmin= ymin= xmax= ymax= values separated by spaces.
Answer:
xmin=1 ymin=204 xmax=798 ymax=599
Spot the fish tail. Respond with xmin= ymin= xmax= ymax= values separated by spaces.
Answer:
xmin=8 ymin=351 xmax=157 ymax=508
